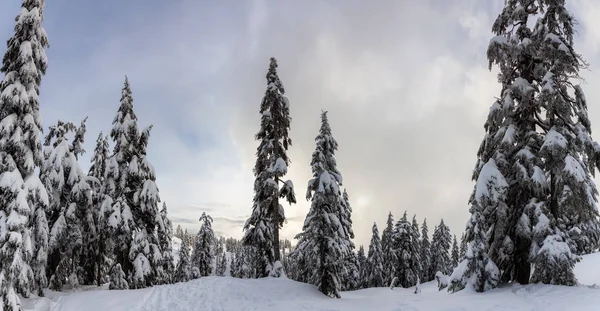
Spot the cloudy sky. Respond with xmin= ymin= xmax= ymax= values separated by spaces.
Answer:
xmin=2 ymin=0 xmax=600 ymax=248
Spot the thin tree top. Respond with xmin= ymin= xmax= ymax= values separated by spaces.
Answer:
xmin=266 ymin=57 xmax=285 ymax=94
xmin=110 ymin=76 xmax=139 ymax=159
xmin=310 ymin=111 xmax=342 ymax=183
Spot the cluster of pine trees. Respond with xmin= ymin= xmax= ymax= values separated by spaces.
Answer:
xmin=447 ymin=0 xmax=600 ymax=293
xmin=237 ymin=57 xmax=470 ymax=298
xmin=0 ymin=2 xmax=212 ymax=310
xmin=287 ymin=212 xmax=464 ymax=294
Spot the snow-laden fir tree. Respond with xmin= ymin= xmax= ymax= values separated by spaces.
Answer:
xmin=231 ymin=245 xmax=259 ymax=279
xmin=0 ymin=0 xmax=50 ymax=306
xmin=175 ymin=225 xmax=184 ymax=240
xmin=243 ymin=57 xmax=296 ymax=278
xmin=459 ymin=233 xmax=467 ymax=261
xmin=41 ymin=119 xmax=92 ymax=291
xmin=392 ymin=212 xmax=419 ymax=288
xmin=105 ymin=77 xmax=139 ymax=285
xmin=339 ymin=189 xmax=358 ymax=290
xmin=104 ymin=78 xmax=165 ymax=289
xmin=216 ymin=253 xmax=227 ymax=277
xmin=453 ymin=0 xmax=600 ymax=290
xmin=451 ymin=235 xmax=459 ymax=269
xmin=157 ymin=202 xmax=174 ymax=284
xmin=174 ymin=235 xmax=192 ymax=283
xmin=449 ymin=160 xmax=504 ymax=292
xmin=430 ymin=220 xmax=452 ymax=278
xmin=293 ymin=111 xmax=348 ymax=298
xmin=128 ymin=126 xmax=165 ymax=288
xmin=366 ymin=223 xmax=384 ymax=287
xmin=410 ymin=215 xmax=422 ymax=283
xmin=109 ymin=264 xmax=128 ymax=290
xmin=356 ymin=245 xmax=367 ymax=290
xmin=191 ymin=212 xmax=215 ymax=278
xmin=70 ymin=121 xmax=99 ymax=286
xmin=420 ymin=219 xmax=432 ymax=282
xmin=88 ymin=133 xmax=112 ymax=286
xmin=528 ymin=1 xmax=599 ymax=283
xmin=381 ymin=212 xmax=395 ymax=285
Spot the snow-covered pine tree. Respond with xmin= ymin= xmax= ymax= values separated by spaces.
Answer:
xmin=451 ymin=235 xmax=459 ymax=269
xmin=529 ymin=1 xmax=599 ymax=284
xmin=243 ymin=57 xmax=296 ymax=278
xmin=454 ymin=0 xmax=600 ymax=289
xmin=391 ymin=212 xmax=419 ymax=288
xmin=420 ymin=219 xmax=432 ymax=282
xmin=448 ymin=160 xmax=503 ymax=292
xmin=175 ymin=225 xmax=184 ymax=239
xmin=356 ymin=245 xmax=367 ymax=289
xmin=339 ymin=189 xmax=358 ymax=290
xmin=174 ymin=235 xmax=192 ymax=283
xmin=88 ymin=133 xmax=112 ymax=286
xmin=105 ymin=77 xmax=140 ymax=286
xmin=191 ymin=212 xmax=215 ymax=278
xmin=366 ymin=223 xmax=384 ymax=288
xmin=41 ymin=119 xmax=93 ymax=291
xmin=109 ymin=264 xmax=128 ymax=290
xmin=157 ymin=202 xmax=174 ymax=284
xmin=128 ymin=126 xmax=164 ymax=288
xmin=459 ymin=233 xmax=467 ymax=261
xmin=216 ymin=253 xmax=227 ymax=277
xmin=0 ymin=0 xmax=50 ymax=305
xmin=430 ymin=220 xmax=452 ymax=278
xmin=293 ymin=111 xmax=347 ymax=298
xmin=381 ymin=212 xmax=395 ymax=285
xmin=410 ymin=215 xmax=422 ymax=284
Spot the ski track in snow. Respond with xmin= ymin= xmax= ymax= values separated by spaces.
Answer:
xmin=23 ymin=252 xmax=600 ymax=311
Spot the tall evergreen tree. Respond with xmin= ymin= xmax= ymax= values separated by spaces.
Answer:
xmin=529 ymin=1 xmax=598 ymax=284
xmin=41 ymin=119 xmax=92 ymax=291
xmin=431 ymin=220 xmax=452 ymax=277
xmin=243 ymin=57 xmax=296 ymax=278
xmin=0 ymin=0 xmax=50 ymax=306
xmin=420 ymin=219 xmax=432 ymax=282
xmin=392 ymin=212 xmax=419 ymax=288
xmin=410 ymin=215 xmax=422 ymax=283
xmin=451 ymin=235 xmax=459 ymax=269
xmin=128 ymin=126 xmax=164 ymax=289
xmin=216 ymin=253 xmax=227 ymax=277
xmin=157 ymin=202 xmax=174 ymax=284
xmin=105 ymin=77 xmax=139 ymax=285
xmin=88 ymin=133 xmax=112 ymax=286
xmin=104 ymin=77 xmax=164 ymax=289
xmin=380 ymin=212 xmax=395 ymax=285
xmin=356 ymin=245 xmax=367 ymax=290
xmin=367 ymin=223 xmax=384 ymax=288
xmin=293 ymin=111 xmax=347 ymax=298
xmin=174 ymin=236 xmax=191 ymax=283
xmin=453 ymin=0 xmax=600 ymax=292
xmin=191 ymin=212 xmax=215 ymax=278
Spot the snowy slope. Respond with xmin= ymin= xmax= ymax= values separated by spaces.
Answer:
xmin=24 ymin=252 xmax=600 ymax=311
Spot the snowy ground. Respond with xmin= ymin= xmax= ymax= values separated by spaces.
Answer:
xmin=24 ymin=252 xmax=600 ymax=311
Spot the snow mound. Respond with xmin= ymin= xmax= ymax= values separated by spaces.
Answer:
xmin=22 ymin=252 xmax=600 ymax=311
